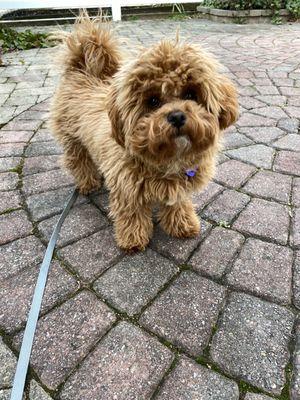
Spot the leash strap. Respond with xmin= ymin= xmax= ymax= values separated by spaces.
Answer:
xmin=10 ymin=188 xmax=79 ymax=400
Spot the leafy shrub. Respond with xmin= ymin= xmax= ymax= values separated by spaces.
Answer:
xmin=202 ymin=0 xmax=285 ymax=10
xmin=0 ymin=27 xmax=52 ymax=53
xmin=202 ymin=0 xmax=300 ymax=18
xmin=286 ymin=0 xmax=300 ymax=17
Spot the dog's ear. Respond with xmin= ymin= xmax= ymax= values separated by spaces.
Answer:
xmin=107 ymin=86 xmax=125 ymax=147
xmin=218 ymin=78 xmax=239 ymax=131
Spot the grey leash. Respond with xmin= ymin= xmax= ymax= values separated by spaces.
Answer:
xmin=10 ymin=188 xmax=79 ymax=400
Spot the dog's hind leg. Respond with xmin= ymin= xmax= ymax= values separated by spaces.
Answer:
xmin=62 ymin=136 xmax=101 ymax=195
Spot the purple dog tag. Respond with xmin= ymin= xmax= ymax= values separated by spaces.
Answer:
xmin=185 ymin=169 xmax=197 ymax=178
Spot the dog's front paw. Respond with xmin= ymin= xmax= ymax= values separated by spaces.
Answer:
xmin=164 ymin=214 xmax=200 ymax=238
xmin=117 ymin=234 xmax=150 ymax=252
xmin=77 ymin=180 xmax=101 ymax=195
xmin=159 ymin=201 xmax=201 ymax=238
xmin=114 ymin=214 xmax=152 ymax=252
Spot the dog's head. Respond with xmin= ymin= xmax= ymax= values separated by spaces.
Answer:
xmin=107 ymin=40 xmax=238 ymax=168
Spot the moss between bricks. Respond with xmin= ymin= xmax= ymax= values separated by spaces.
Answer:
xmin=195 ymin=352 xmax=291 ymax=398
xmin=0 ymin=207 xmax=21 ymax=216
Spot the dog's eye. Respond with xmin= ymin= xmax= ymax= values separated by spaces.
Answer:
xmin=147 ymin=96 xmax=161 ymax=108
xmin=183 ymin=89 xmax=198 ymax=102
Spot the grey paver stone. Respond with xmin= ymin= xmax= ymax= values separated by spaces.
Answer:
xmin=60 ymin=322 xmax=173 ymax=400
xmin=257 ymin=86 xmax=279 ymax=95
xmin=227 ymin=238 xmax=292 ymax=304
xmin=0 ymin=235 xmax=45 ymax=280
xmin=0 ymin=108 xmax=16 ymax=126
xmin=277 ymin=117 xmax=299 ymax=133
xmin=22 ymin=169 xmax=73 ymax=196
xmin=25 ymin=141 xmax=62 ymax=157
xmin=238 ymin=96 xmax=265 ymax=109
xmin=59 ymin=227 xmax=122 ymax=281
xmin=20 ymin=110 xmax=48 ymax=121
xmin=291 ymin=323 xmax=300 ymax=400
xmin=203 ymin=189 xmax=250 ymax=225
xmin=242 ymin=170 xmax=292 ymax=203
xmin=5 ymin=94 xmax=37 ymax=106
xmin=31 ymin=129 xmax=53 ymax=143
xmin=156 ymin=356 xmax=239 ymax=400
xmin=0 ymin=190 xmax=22 ymax=213
xmin=0 ymin=172 xmax=18 ymax=191
xmin=94 ymin=249 xmax=178 ymax=316
xmin=0 ymin=337 xmax=16 ymax=388
xmin=256 ymin=95 xmax=287 ymax=106
xmin=274 ymin=150 xmax=300 ymax=176
xmin=2 ymin=119 xmax=41 ymax=131
xmin=251 ymin=106 xmax=287 ymax=120
xmin=14 ymin=291 xmax=116 ymax=390
xmin=214 ymin=159 xmax=255 ymax=188
xmin=191 ymin=182 xmax=224 ymax=213
xmin=293 ymin=178 xmax=300 ymax=207
xmin=0 ymin=130 xmax=33 ymax=143
xmin=273 ymin=134 xmax=300 ymax=152
xmin=238 ymin=86 xmax=259 ymax=96
xmin=189 ymin=227 xmax=244 ymax=279
xmin=29 ymin=381 xmax=52 ymax=400
xmin=38 ymin=203 xmax=108 ymax=248
xmin=244 ymin=394 xmax=274 ymax=400
xmin=240 ymin=127 xmax=285 ymax=144
xmin=236 ymin=113 xmax=276 ymax=127
xmin=0 ymin=390 xmax=10 ymax=400
xmin=0 ymin=143 xmax=25 ymax=157
xmin=223 ymin=132 xmax=253 ymax=150
xmin=90 ymin=190 xmax=110 ymax=214
xmin=226 ymin=144 xmax=275 ymax=169
xmin=292 ymin=208 xmax=300 ymax=248
xmin=285 ymin=106 xmax=300 ymax=119
xmin=0 ymin=261 xmax=79 ymax=333
xmin=210 ymin=292 xmax=294 ymax=395
xmin=0 ymin=210 xmax=32 ymax=245
xmin=294 ymin=252 xmax=300 ymax=309
xmin=26 ymin=186 xmax=86 ymax=222
xmin=217 ymin=153 xmax=230 ymax=165
xmin=233 ymin=198 xmax=289 ymax=245
xmin=140 ymin=271 xmax=226 ymax=356
xmin=23 ymin=155 xmax=60 ymax=176
xmin=150 ymin=220 xmax=212 ymax=264
xmin=0 ymin=157 xmax=21 ymax=173
xmin=0 ymin=83 xmax=16 ymax=94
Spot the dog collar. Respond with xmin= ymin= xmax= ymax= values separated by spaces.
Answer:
xmin=185 ymin=168 xmax=198 ymax=178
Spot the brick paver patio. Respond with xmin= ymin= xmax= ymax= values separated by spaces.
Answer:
xmin=0 ymin=18 xmax=300 ymax=399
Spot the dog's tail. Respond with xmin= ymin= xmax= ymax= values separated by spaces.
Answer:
xmin=51 ymin=11 xmax=121 ymax=80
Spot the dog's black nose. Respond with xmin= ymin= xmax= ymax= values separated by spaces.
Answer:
xmin=167 ymin=111 xmax=186 ymax=128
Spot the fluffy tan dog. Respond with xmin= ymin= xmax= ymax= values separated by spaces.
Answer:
xmin=50 ymin=15 xmax=238 ymax=251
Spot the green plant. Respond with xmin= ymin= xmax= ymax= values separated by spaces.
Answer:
xmin=0 ymin=27 xmax=52 ymax=53
xmin=286 ymin=0 xmax=300 ymax=17
xmin=202 ymin=0 xmax=289 ymax=22
xmin=168 ymin=12 xmax=188 ymax=20
xmin=202 ymin=0 xmax=285 ymax=10
xmin=127 ymin=15 xmax=138 ymax=21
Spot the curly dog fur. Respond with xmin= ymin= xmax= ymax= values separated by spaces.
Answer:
xmin=50 ymin=14 xmax=239 ymax=251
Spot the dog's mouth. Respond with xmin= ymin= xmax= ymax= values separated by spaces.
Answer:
xmin=174 ymin=132 xmax=191 ymax=155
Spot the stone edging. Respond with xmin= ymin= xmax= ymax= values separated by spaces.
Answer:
xmin=197 ymin=6 xmax=289 ymax=23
